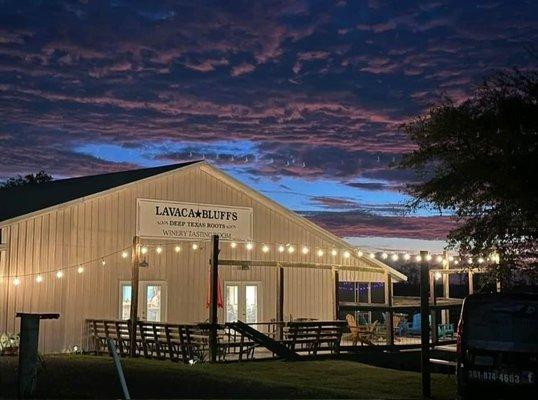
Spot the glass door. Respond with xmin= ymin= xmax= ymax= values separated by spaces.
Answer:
xmin=224 ymin=282 xmax=260 ymax=323
xmin=119 ymin=281 xmax=167 ymax=322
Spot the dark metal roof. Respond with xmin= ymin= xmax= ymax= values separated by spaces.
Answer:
xmin=0 ymin=161 xmax=202 ymax=223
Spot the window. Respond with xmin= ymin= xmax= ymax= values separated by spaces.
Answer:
xmin=338 ymin=281 xmax=384 ymax=304
xmin=119 ymin=281 xmax=167 ymax=322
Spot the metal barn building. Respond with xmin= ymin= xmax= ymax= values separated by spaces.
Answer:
xmin=0 ymin=161 xmax=405 ymax=353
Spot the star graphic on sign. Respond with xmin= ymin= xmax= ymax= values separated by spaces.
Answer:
xmin=195 ymin=210 xmax=202 ymax=218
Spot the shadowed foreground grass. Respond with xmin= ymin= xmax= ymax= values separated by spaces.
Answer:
xmin=0 ymin=355 xmax=456 ymax=399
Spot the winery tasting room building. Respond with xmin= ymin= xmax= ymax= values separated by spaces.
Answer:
xmin=0 ymin=161 xmax=406 ymax=353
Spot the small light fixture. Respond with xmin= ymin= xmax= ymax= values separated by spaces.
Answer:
xmin=448 ymin=255 xmax=454 ymax=262
xmin=122 ymin=251 xmax=129 ymax=259
xmin=331 ymin=249 xmax=337 ymax=256
xmin=156 ymin=246 xmax=163 ymax=254
xmin=175 ymin=245 xmax=181 ymax=253
xmin=278 ymin=245 xmax=285 ymax=253
xmin=262 ymin=244 xmax=269 ymax=253
xmin=403 ymin=253 xmax=411 ymax=261
xmin=56 ymin=271 xmax=64 ymax=279
xmin=246 ymin=243 xmax=253 ymax=251
xmin=230 ymin=242 xmax=237 ymax=249
xmin=317 ymin=249 xmax=324 ymax=257
xmin=415 ymin=255 xmax=422 ymax=262
xmin=302 ymin=246 xmax=309 ymax=255
xmin=425 ymin=254 xmax=432 ymax=261
xmin=343 ymin=250 xmax=350 ymax=259
xmin=454 ymin=260 xmax=459 ymax=265
xmin=101 ymin=259 xmax=106 ymax=266
xmin=141 ymin=246 xmax=148 ymax=255
xmin=381 ymin=252 xmax=388 ymax=260
xmin=36 ymin=275 xmax=43 ymax=283
xmin=478 ymin=257 xmax=484 ymax=264
xmin=77 ymin=266 xmax=84 ymax=274
xmin=369 ymin=253 xmax=375 ymax=259
xmin=434 ymin=271 xmax=442 ymax=280
xmin=357 ymin=250 xmax=363 ymax=257
xmin=391 ymin=254 xmax=398 ymax=261
xmin=192 ymin=243 xmax=199 ymax=250
xmin=287 ymin=245 xmax=295 ymax=254
xmin=13 ymin=277 xmax=21 ymax=286
xmin=467 ymin=258 xmax=473 ymax=264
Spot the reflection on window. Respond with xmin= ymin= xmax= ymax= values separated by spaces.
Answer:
xmin=245 ymin=285 xmax=258 ymax=324
xmin=146 ymin=285 xmax=161 ymax=322
xmin=121 ymin=285 xmax=132 ymax=320
xmin=226 ymin=285 xmax=239 ymax=322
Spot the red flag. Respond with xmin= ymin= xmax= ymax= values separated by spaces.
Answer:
xmin=206 ymin=269 xmax=224 ymax=308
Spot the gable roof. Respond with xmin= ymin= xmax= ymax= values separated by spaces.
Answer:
xmin=0 ymin=161 xmax=201 ymax=224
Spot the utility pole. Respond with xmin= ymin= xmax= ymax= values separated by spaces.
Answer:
xmin=209 ymin=235 xmax=220 ymax=363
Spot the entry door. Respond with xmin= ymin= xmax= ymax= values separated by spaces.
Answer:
xmin=224 ymin=282 xmax=261 ymax=323
xmin=119 ymin=281 xmax=167 ymax=322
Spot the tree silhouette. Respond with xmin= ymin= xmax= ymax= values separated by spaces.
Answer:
xmin=1 ymin=170 xmax=53 ymax=189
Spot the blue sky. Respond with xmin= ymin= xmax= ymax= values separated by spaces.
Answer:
xmin=0 ymin=0 xmax=536 ymax=240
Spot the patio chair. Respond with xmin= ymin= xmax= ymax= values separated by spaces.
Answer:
xmin=345 ymin=314 xmax=379 ymax=346
xmin=407 ymin=314 xmax=455 ymax=339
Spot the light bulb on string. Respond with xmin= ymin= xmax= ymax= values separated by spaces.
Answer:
xmin=478 ymin=257 xmax=484 ymax=264
xmin=156 ymin=246 xmax=162 ymax=254
xmin=434 ymin=272 xmax=442 ymax=280
xmin=369 ymin=253 xmax=375 ymax=259
xmin=230 ymin=242 xmax=237 ymax=249
xmin=56 ymin=271 xmax=64 ymax=279
xmin=403 ymin=253 xmax=410 ymax=261
xmin=13 ymin=277 xmax=21 ymax=286
xmin=101 ymin=259 xmax=106 ymax=266
xmin=467 ymin=258 xmax=473 ymax=264
xmin=317 ymin=249 xmax=324 ymax=257
xmin=436 ymin=255 xmax=443 ymax=263
xmin=302 ymin=246 xmax=309 ymax=255
xmin=287 ymin=245 xmax=295 ymax=254
xmin=425 ymin=254 xmax=432 ymax=261
xmin=331 ymin=249 xmax=337 ymax=256
xmin=357 ymin=250 xmax=363 ymax=257
xmin=448 ymin=256 xmax=454 ymax=262
xmin=175 ymin=246 xmax=181 ymax=253
xmin=278 ymin=245 xmax=285 ymax=253
xmin=415 ymin=255 xmax=422 ymax=262
xmin=246 ymin=243 xmax=253 ymax=251
xmin=381 ymin=253 xmax=388 ymax=260
xmin=391 ymin=254 xmax=398 ymax=261
xmin=36 ymin=275 xmax=43 ymax=283
xmin=192 ymin=243 xmax=199 ymax=251
xmin=262 ymin=244 xmax=269 ymax=253
xmin=141 ymin=246 xmax=148 ymax=255
xmin=77 ymin=266 xmax=84 ymax=274
xmin=343 ymin=251 xmax=350 ymax=259
xmin=121 ymin=251 xmax=129 ymax=259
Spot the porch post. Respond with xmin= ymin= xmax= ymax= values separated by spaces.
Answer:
xmin=420 ymin=250 xmax=431 ymax=398
xmin=129 ymin=236 xmax=140 ymax=357
xmin=468 ymin=270 xmax=474 ymax=294
xmin=209 ymin=235 xmax=220 ymax=363
xmin=441 ymin=251 xmax=450 ymax=324
xmin=429 ymin=269 xmax=438 ymax=344
xmin=386 ymin=274 xmax=394 ymax=346
xmin=276 ymin=264 xmax=284 ymax=339
xmin=333 ymin=267 xmax=340 ymax=320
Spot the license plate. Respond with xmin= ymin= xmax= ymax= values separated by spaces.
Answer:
xmin=468 ymin=370 xmax=535 ymax=385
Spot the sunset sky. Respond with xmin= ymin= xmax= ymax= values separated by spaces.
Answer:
xmin=1 ymin=1 xmax=536 ymax=245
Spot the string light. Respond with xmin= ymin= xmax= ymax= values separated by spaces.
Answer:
xmin=403 ymin=253 xmax=410 ymax=261
xmin=381 ymin=253 xmax=388 ymax=260
xmin=246 ymin=243 xmax=254 ymax=251
xmin=13 ymin=277 xmax=20 ymax=286
xmin=369 ymin=253 xmax=375 ymax=259
xmin=230 ymin=242 xmax=237 ymax=249
xmin=122 ymin=251 xmax=129 ymax=259
xmin=436 ymin=255 xmax=443 ymax=263
xmin=175 ymin=246 xmax=181 ymax=253
xmin=331 ymin=249 xmax=337 ymax=256
xmin=141 ymin=246 xmax=148 ymax=255
xmin=36 ymin=275 xmax=43 ymax=283
xmin=448 ymin=256 xmax=454 ymax=262
xmin=434 ymin=271 xmax=442 ymax=280
xmin=262 ymin=244 xmax=269 ymax=253
xmin=317 ymin=249 xmax=324 ymax=257
xmin=425 ymin=254 xmax=432 ymax=261
xmin=156 ymin=246 xmax=163 ymax=254
xmin=478 ymin=257 xmax=484 ymax=264
xmin=56 ymin=271 xmax=64 ymax=279
xmin=415 ymin=255 xmax=422 ymax=262
xmin=391 ymin=254 xmax=398 ymax=261
xmin=454 ymin=260 xmax=459 ymax=265
xmin=357 ymin=250 xmax=363 ymax=257
xmin=278 ymin=245 xmax=285 ymax=253
xmin=192 ymin=243 xmax=199 ymax=250
xmin=101 ymin=259 xmax=106 ymax=266
xmin=467 ymin=258 xmax=473 ymax=264
xmin=343 ymin=250 xmax=350 ymax=259
xmin=302 ymin=246 xmax=309 ymax=255
xmin=77 ymin=266 xmax=84 ymax=274
xmin=287 ymin=245 xmax=295 ymax=254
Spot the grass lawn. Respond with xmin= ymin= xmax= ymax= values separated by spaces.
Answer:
xmin=0 ymin=355 xmax=456 ymax=399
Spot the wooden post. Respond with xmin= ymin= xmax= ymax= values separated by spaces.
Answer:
xmin=209 ymin=235 xmax=219 ymax=363
xmin=333 ymin=268 xmax=340 ymax=320
xmin=442 ymin=251 xmax=450 ymax=324
xmin=386 ymin=274 xmax=394 ymax=346
xmin=129 ymin=236 xmax=140 ymax=357
xmin=420 ymin=250 xmax=431 ymax=399
xmin=468 ymin=270 xmax=474 ymax=295
xmin=429 ymin=270 xmax=437 ymax=344
xmin=276 ymin=265 xmax=284 ymax=339
xmin=17 ymin=313 xmax=59 ymax=399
